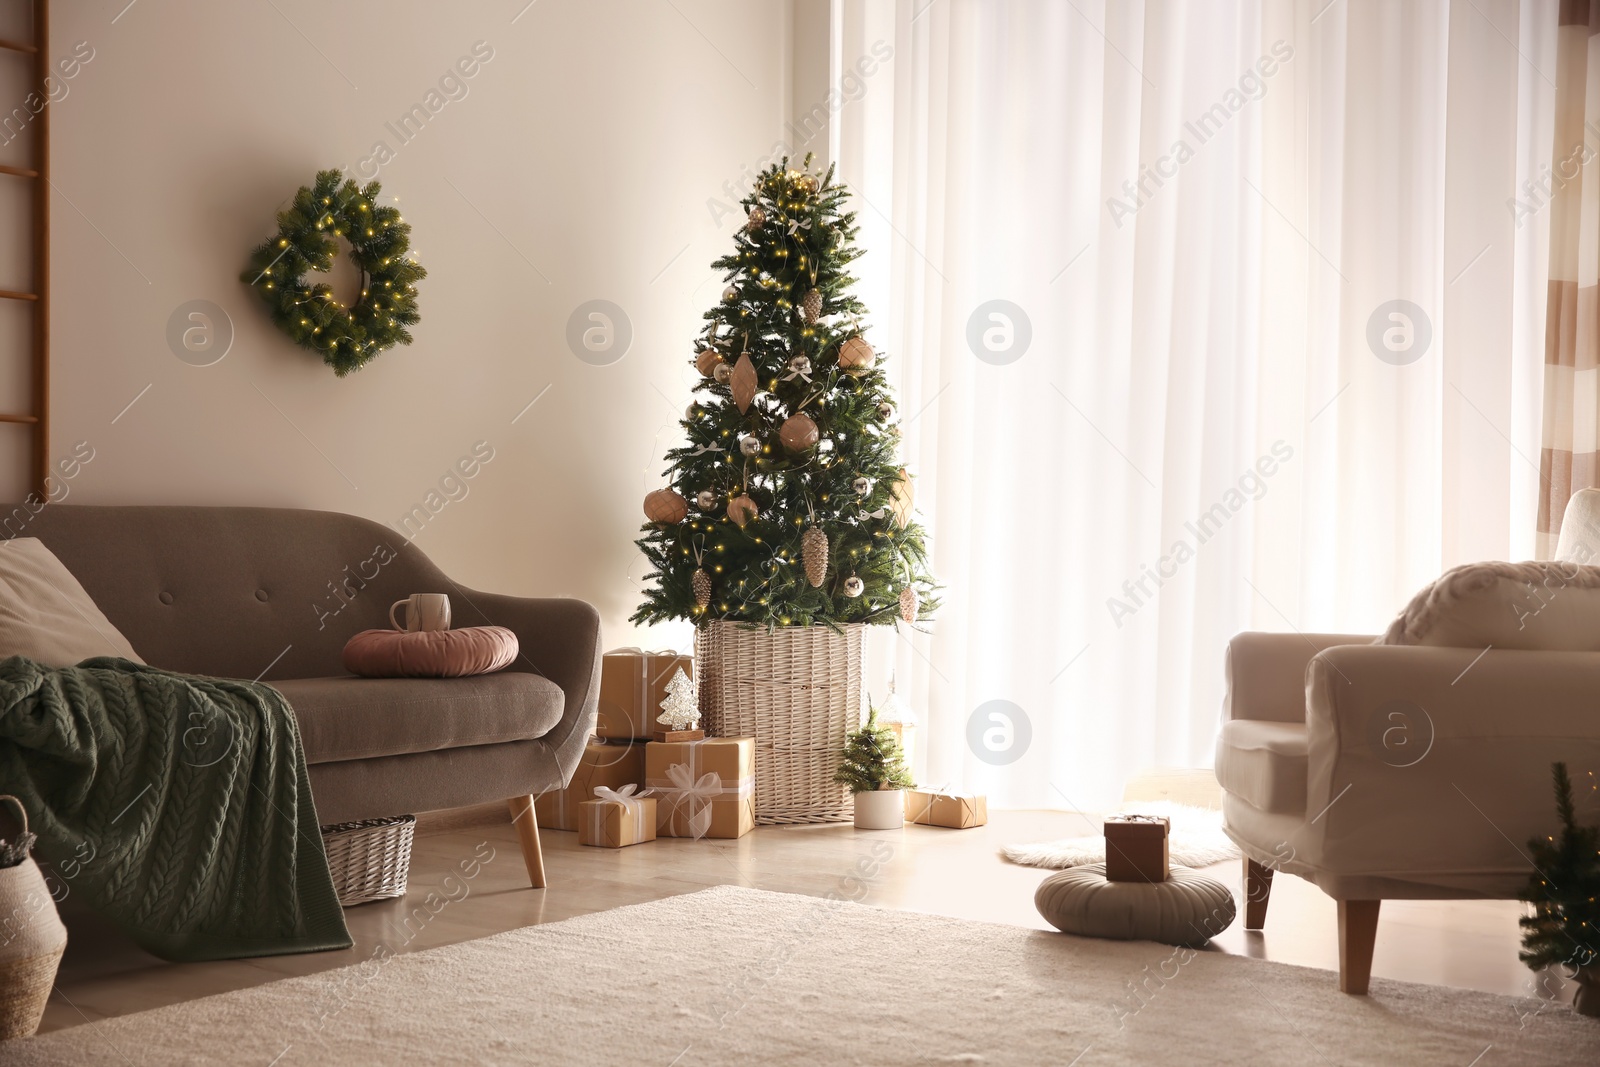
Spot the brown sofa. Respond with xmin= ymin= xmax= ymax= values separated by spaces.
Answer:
xmin=13 ymin=504 xmax=602 ymax=889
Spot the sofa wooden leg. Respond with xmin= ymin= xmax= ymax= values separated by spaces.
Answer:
xmin=1244 ymin=857 xmax=1273 ymax=930
xmin=506 ymin=796 xmax=547 ymax=889
xmin=1337 ymin=899 xmax=1381 ymax=994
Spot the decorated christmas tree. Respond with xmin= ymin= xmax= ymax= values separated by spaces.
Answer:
xmin=632 ymin=156 xmax=936 ymax=628
xmin=834 ymin=707 xmax=915 ymax=794
xmin=1519 ymin=763 xmax=1600 ymax=973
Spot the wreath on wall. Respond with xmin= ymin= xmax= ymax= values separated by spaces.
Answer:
xmin=241 ymin=170 xmax=426 ymax=377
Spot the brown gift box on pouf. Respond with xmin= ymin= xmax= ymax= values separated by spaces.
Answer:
xmin=534 ymin=739 xmax=645 ymax=831
xmin=597 ymin=649 xmax=693 ymax=740
xmin=577 ymin=788 xmax=657 ymax=848
xmin=905 ymin=789 xmax=988 ymax=829
xmin=644 ymin=737 xmax=755 ymax=839
xmin=1104 ymin=814 xmax=1170 ymax=882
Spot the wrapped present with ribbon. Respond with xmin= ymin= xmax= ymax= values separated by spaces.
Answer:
xmin=905 ymin=787 xmax=988 ymax=829
xmin=644 ymin=737 xmax=755 ymax=839
xmin=534 ymin=739 xmax=645 ymax=831
xmin=597 ymin=648 xmax=694 ymax=740
xmin=1104 ymin=814 xmax=1169 ymax=883
xmin=578 ymin=785 xmax=657 ymax=848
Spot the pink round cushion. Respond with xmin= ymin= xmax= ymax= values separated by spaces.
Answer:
xmin=342 ymin=626 xmax=519 ymax=678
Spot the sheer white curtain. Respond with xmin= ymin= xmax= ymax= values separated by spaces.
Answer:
xmin=834 ymin=0 xmax=1554 ymax=808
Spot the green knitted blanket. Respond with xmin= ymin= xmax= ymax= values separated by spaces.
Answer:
xmin=0 ymin=656 xmax=351 ymax=960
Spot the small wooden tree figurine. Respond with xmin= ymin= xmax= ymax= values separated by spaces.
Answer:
xmin=654 ymin=667 xmax=704 ymax=743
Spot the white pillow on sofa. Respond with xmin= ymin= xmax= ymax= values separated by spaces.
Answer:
xmin=1382 ymin=560 xmax=1600 ymax=650
xmin=0 ymin=537 xmax=144 ymax=666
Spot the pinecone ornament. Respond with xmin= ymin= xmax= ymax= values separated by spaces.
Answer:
xmin=801 ymin=526 xmax=828 ymax=588
xmin=746 ymin=206 xmax=766 ymax=232
xmin=899 ymin=585 xmax=919 ymax=623
xmin=692 ymin=568 xmax=712 ymax=610
xmin=801 ymin=288 xmax=823 ymax=323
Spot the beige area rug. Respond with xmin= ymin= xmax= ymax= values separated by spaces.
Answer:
xmin=1002 ymin=801 xmax=1240 ymax=869
xmin=13 ymin=886 xmax=1595 ymax=1066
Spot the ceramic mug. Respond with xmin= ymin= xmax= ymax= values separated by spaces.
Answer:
xmin=390 ymin=592 xmax=451 ymax=633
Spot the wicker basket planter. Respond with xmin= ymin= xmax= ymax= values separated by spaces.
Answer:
xmin=320 ymin=815 xmax=415 ymax=906
xmin=695 ymin=620 xmax=865 ymax=825
xmin=0 ymin=796 xmax=66 ymax=1041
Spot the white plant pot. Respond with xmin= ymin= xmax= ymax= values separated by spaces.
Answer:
xmin=853 ymin=788 xmax=905 ymax=830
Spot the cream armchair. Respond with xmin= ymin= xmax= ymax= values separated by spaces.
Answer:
xmin=1216 ymin=489 xmax=1600 ymax=994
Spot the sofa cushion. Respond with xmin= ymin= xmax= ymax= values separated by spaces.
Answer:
xmin=1214 ymin=720 xmax=1307 ymax=815
xmin=0 ymin=537 xmax=145 ymax=666
xmin=342 ymin=626 xmax=519 ymax=678
xmin=1381 ymin=560 xmax=1600 ymax=650
xmin=271 ymin=673 xmax=564 ymax=765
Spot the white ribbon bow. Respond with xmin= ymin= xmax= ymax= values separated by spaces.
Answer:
xmin=782 ymin=366 xmax=812 ymax=384
xmin=665 ymin=762 xmax=724 ymax=840
xmin=593 ymin=783 xmax=651 ymax=806
xmin=691 ymin=443 xmax=725 ymax=456
xmin=787 ymin=217 xmax=813 ymax=236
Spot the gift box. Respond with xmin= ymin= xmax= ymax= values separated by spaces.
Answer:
xmin=1104 ymin=814 xmax=1169 ymax=883
xmin=534 ymin=739 xmax=645 ymax=831
xmin=644 ymin=737 xmax=755 ymax=839
xmin=597 ymin=649 xmax=694 ymax=740
xmin=578 ymin=786 xmax=657 ymax=848
xmin=905 ymin=789 xmax=987 ymax=829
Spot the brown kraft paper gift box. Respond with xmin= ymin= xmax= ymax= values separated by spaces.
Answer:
xmin=644 ymin=737 xmax=755 ymax=839
xmin=597 ymin=649 xmax=694 ymax=740
xmin=577 ymin=790 xmax=657 ymax=848
xmin=534 ymin=739 xmax=645 ymax=831
xmin=904 ymin=789 xmax=988 ymax=829
xmin=1104 ymin=814 xmax=1170 ymax=882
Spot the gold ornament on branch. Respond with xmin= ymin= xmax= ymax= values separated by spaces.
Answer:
xmin=730 ymin=352 xmax=758 ymax=413
xmin=714 ymin=362 xmax=733 ymax=385
xmin=738 ymin=434 xmax=761 ymax=456
xmin=692 ymin=568 xmax=712 ymax=609
xmin=801 ymin=526 xmax=828 ymax=587
xmin=889 ymin=468 xmax=914 ymax=527
xmin=899 ymin=585 xmax=919 ymax=623
xmin=644 ymin=488 xmax=688 ymax=525
xmin=728 ymin=494 xmax=759 ymax=527
xmin=695 ymin=489 xmax=717 ymax=510
xmin=842 ymin=575 xmax=864 ymax=597
xmin=746 ymin=206 xmax=766 ymax=232
xmin=779 ymin=413 xmax=819 ymax=452
xmin=722 ymin=285 xmax=739 ymax=302
xmin=801 ymin=288 xmax=823 ymax=323
xmin=696 ymin=347 xmax=724 ymax=377
xmin=837 ymin=336 xmax=875 ymax=376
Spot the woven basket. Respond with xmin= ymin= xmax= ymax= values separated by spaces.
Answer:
xmin=320 ymin=815 xmax=415 ymax=906
xmin=0 ymin=796 xmax=66 ymax=1040
xmin=695 ymin=620 xmax=865 ymax=825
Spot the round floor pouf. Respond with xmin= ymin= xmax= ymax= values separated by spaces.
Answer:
xmin=1035 ymin=863 xmax=1236 ymax=947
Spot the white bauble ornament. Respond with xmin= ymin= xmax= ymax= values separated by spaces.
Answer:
xmin=853 ymin=476 xmax=871 ymax=496
xmin=739 ymin=434 xmax=761 ymax=456
xmin=877 ymin=401 xmax=894 ymax=421
xmin=714 ymin=363 xmax=733 ymax=384
xmin=843 ymin=575 xmax=864 ymax=598
xmin=696 ymin=489 xmax=717 ymax=510
xmin=722 ymin=285 xmax=739 ymax=302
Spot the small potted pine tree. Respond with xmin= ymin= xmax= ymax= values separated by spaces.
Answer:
xmin=1520 ymin=762 xmax=1600 ymax=1016
xmin=835 ymin=706 xmax=915 ymax=829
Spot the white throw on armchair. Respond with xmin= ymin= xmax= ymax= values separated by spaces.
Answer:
xmin=1216 ymin=489 xmax=1600 ymax=994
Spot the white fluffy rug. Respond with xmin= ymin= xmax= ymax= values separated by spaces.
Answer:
xmin=14 ymin=886 xmax=1595 ymax=1066
xmin=1002 ymin=801 xmax=1240 ymax=869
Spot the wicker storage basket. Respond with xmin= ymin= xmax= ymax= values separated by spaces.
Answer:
xmin=695 ymin=620 xmax=865 ymax=825
xmin=320 ymin=815 xmax=415 ymax=906
xmin=0 ymin=796 xmax=66 ymax=1040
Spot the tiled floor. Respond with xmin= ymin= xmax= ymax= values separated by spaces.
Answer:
xmin=39 ymin=806 xmax=1558 ymax=1035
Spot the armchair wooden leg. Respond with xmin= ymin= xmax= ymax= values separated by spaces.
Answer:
xmin=506 ymin=796 xmax=547 ymax=889
xmin=1337 ymin=899 xmax=1381 ymax=994
xmin=1244 ymin=857 xmax=1273 ymax=929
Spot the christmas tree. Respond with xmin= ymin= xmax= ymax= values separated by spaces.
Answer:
xmin=632 ymin=156 xmax=937 ymax=629
xmin=1519 ymin=763 xmax=1600 ymax=972
xmin=834 ymin=707 xmax=915 ymax=794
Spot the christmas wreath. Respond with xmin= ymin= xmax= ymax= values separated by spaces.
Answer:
xmin=241 ymin=170 xmax=425 ymax=376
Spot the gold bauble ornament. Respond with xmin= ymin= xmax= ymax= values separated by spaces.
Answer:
xmin=696 ymin=347 xmax=724 ymax=377
xmin=730 ymin=352 xmax=758 ymax=413
xmin=695 ymin=489 xmax=717 ymax=510
xmin=793 ymin=172 xmax=819 ymax=195
xmin=644 ymin=488 xmax=688 ymax=524
xmin=888 ymin=468 xmax=914 ymax=527
xmin=899 ymin=585 xmax=919 ymax=623
xmin=801 ymin=526 xmax=828 ymax=588
xmin=779 ymin=413 xmax=819 ymax=452
xmin=842 ymin=575 xmax=864 ymax=597
xmin=722 ymin=285 xmax=739 ymax=302
xmin=728 ymin=494 xmax=759 ymax=527
xmin=837 ymin=336 xmax=875 ymax=376
xmin=801 ymin=288 xmax=823 ymax=323
xmin=714 ymin=362 xmax=733 ymax=385
xmin=692 ymin=568 xmax=712 ymax=609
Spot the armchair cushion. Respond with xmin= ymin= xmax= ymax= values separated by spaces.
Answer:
xmin=1214 ymin=720 xmax=1307 ymax=815
xmin=1381 ymin=560 xmax=1600 ymax=650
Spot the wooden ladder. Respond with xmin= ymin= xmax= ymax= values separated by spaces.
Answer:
xmin=1 ymin=0 xmax=48 ymax=498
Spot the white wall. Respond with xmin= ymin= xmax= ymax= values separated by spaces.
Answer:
xmin=24 ymin=0 xmax=833 ymax=650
